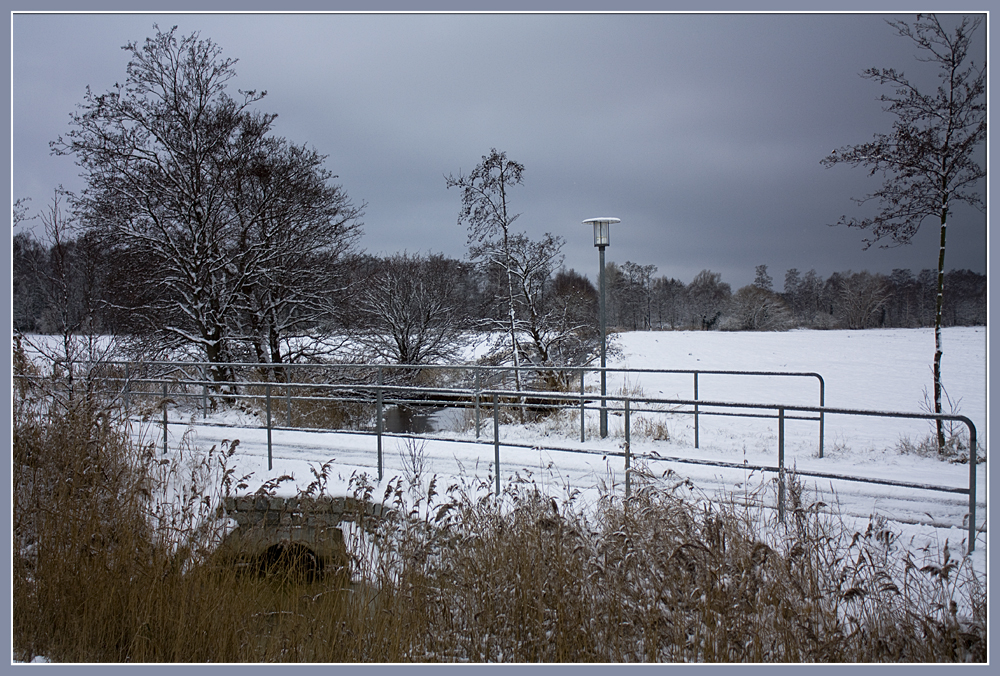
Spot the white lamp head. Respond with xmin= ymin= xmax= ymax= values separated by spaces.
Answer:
xmin=582 ymin=217 xmax=621 ymax=247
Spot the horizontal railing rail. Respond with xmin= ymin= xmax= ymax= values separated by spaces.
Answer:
xmin=470 ymin=388 xmax=980 ymax=554
xmin=23 ymin=358 xmax=827 ymax=453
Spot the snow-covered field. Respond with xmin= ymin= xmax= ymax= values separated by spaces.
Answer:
xmin=141 ymin=327 xmax=988 ymax=573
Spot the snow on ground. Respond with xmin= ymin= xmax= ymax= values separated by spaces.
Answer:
xmin=136 ymin=327 xmax=986 ymax=571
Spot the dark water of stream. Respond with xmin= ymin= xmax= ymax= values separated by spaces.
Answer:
xmin=383 ymin=405 xmax=456 ymax=434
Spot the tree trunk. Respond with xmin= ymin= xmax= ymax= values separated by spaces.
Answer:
xmin=249 ymin=306 xmax=268 ymax=365
xmin=933 ymin=200 xmax=948 ymax=451
xmin=268 ymin=320 xmax=285 ymax=369
xmin=497 ymin=179 xmax=524 ymax=422
xmin=502 ymin=230 xmax=525 ymax=423
xmin=204 ymin=326 xmax=235 ymax=393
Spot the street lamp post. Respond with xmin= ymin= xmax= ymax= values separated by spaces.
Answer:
xmin=583 ymin=217 xmax=620 ymax=438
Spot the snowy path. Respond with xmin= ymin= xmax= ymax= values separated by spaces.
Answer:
xmin=159 ymin=417 xmax=984 ymax=537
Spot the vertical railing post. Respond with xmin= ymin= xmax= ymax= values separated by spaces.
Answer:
xmin=377 ymin=367 xmax=383 ymax=482
xmin=474 ymin=368 xmax=481 ymax=439
xmin=968 ymin=421 xmax=977 ymax=553
xmin=624 ymin=398 xmax=631 ymax=500
xmin=493 ymin=393 xmax=501 ymax=497
xmin=694 ymin=372 xmax=700 ymax=449
xmin=266 ymin=382 xmax=273 ymax=471
xmin=162 ymin=380 xmax=168 ymax=456
xmin=201 ymin=366 xmax=208 ymax=419
xmin=600 ymin=366 xmax=608 ymax=438
xmin=286 ymin=371 xmax=293 ymax=428
xmin=778 ymin=407 xmax=785 ymax=523
xmin=123 ymin=362 xmax=131 ymax=411
xmin=580 ymin=370 xmax=586 ymax=443
xmin=818 ymin=376 xmax=825 ymax=459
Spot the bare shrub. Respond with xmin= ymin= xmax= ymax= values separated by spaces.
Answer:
xmin=397 ymin=437 xmax=429 ymax=488
xmin=266 ymin=384 xmax=371 ymax=431
xmin=631 ymin=415 xmax=670 ymax=441
xmin=904 ymin=385 xmax=986 ymax=463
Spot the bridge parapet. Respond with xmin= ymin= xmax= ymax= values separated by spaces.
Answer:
xmin=216 ymin=495 xmax=391 ymax=578
xmin=223 ymin=495 xmax=389 ymax=526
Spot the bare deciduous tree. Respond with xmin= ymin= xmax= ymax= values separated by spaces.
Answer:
xmin=53 ymin=27 xmax=265 ymax=383
xmin=728 ymin=285 xmax=793 ymax=331
xmin=356 ymin=253 xmax=471 ymax=366
xmin=613 ymin=261 xmax=658 ymax=331
xmin=472 ymin=235 xmax=599 ymax=390
xmin=15 ymin=192 xmax=122 ymax=402
xmin=447 ymin=149 xmax=526 ymax=393
xmin=686 ymin=270 xmax=732 ymax=330
xmin=52 ymin=26 xmax=362 ymax=385
xmin=227 ymin=138 xmax=363 ymax=369
xmin=836 ymin=271 xmax=892 ymax=330
xmin=509 ymin=234 xmax=600 ymax=388
xmin=651 ymin=276 xmax=687 ymax=330
xmin=545 ymin=269 xmax=600 ymax=368
xmin=822 ymin=14 xmax=985 ymax=448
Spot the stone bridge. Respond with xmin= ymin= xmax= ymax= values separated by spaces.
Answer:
xmin=216 ymin=494 xmax=392 ymax=580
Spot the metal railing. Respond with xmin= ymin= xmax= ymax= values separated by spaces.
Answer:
xmin=16 ymin=360 xmax=981 ymax=552
xmin=66 ymin=359 xmax=827 ymax=452
xmin=473 ymin=389 xmax=980 ymax=554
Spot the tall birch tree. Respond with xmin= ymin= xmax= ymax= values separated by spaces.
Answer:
xmin=822 ymin=14 xmax=985 ymax=450
xmin=446 ymin=149 xmax=526 ymax=395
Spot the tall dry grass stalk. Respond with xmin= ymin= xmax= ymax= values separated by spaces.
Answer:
xmin=360 ymin=467 xmax=985 ymax=662
xmin=12 ymin=345 xmax=986 ymax=663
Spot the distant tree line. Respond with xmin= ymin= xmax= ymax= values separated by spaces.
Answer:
xmin=14 ymin=226 xmax=985 ymax=344
xmin=602 ymin=262 xmax=985 ymax=332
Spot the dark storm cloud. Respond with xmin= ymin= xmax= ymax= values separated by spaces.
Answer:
xmin=12 ymin=12 xmax=987 ymax=289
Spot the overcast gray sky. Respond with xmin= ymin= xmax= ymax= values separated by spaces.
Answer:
xmin=11 ymin=11 xmax=987 ymax=289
